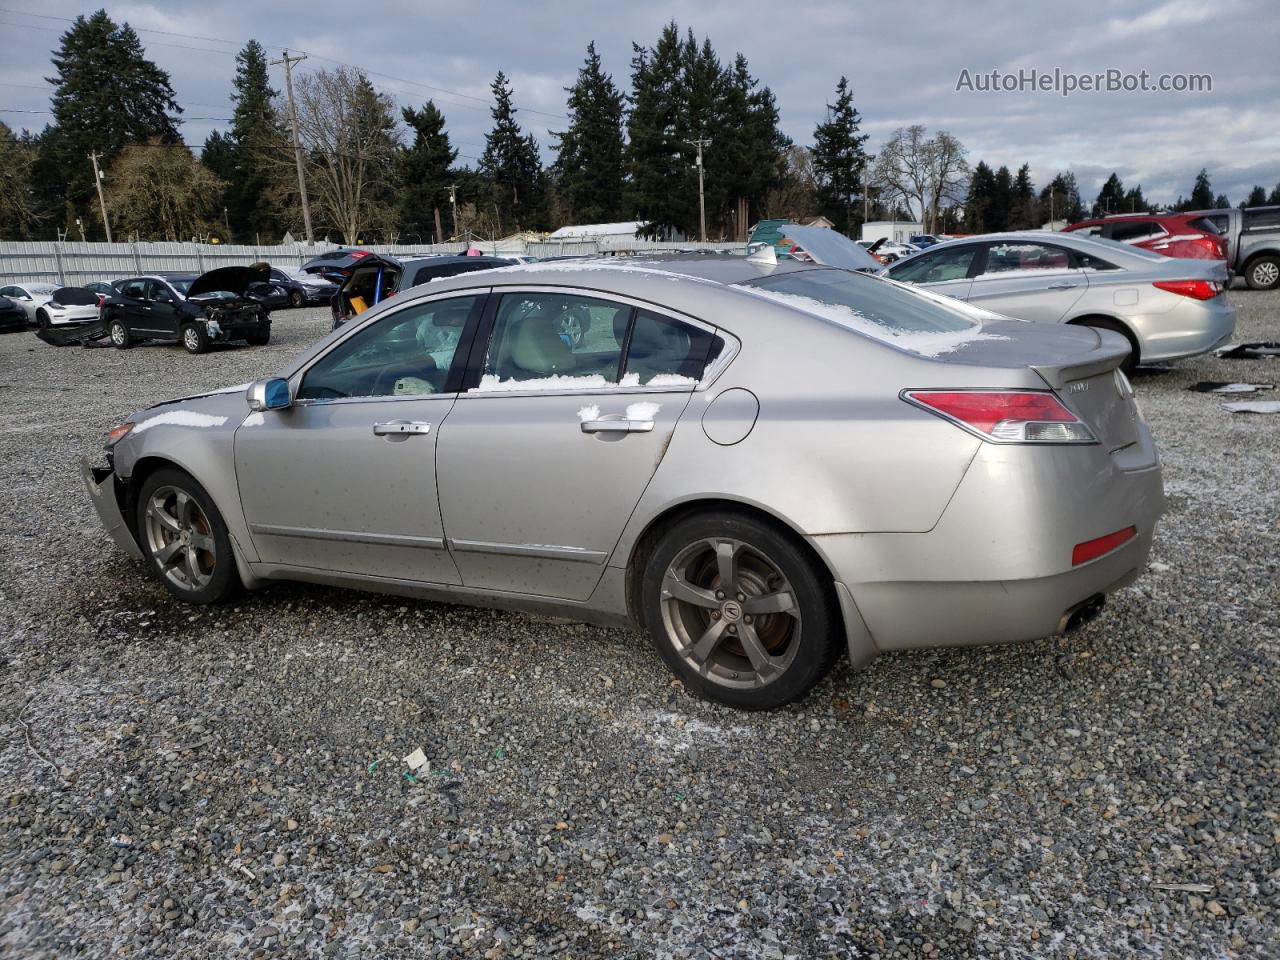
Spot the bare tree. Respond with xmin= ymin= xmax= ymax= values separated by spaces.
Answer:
xmin=871 ymin=126 xmax=968 ymax=232
xmin=762 ymin=145 xmax=821 ymax=222
xmin=106 ymin=142 xmax=225 ymax=241
xmin=0 ymin=123 xmax=42 ymax=239
xmin=287 ymin=67 xmax=401 ymax=244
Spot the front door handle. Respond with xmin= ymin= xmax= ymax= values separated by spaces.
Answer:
xmin=580 ymin=418 xmax=654 ymax=434
xmin=373 ymin=420 xmax=431 ymax=436
xmin=1046 ymin=282 xmax=1079 ymax=290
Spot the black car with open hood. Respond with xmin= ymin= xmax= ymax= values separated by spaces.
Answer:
xmin=100 ymin=264 xmax=274 ymax=354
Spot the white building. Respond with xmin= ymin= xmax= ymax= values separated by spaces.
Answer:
xmin=547 ymin=221 xmax=649 ymax=241
xmin=859 ymin=220 xmax=923 ymax=244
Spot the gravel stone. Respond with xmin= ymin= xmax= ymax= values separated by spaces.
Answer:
xmin=0 ymin=296 xmax=1277 ymax=957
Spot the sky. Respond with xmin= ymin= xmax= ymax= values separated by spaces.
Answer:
xmin=1 ymin=0 xmax=1277 ymax=210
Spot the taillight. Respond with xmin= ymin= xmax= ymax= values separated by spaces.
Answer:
xmin=1072 ymin=526 xmax=1136 ymax=566
xmin=1152 ymin=279 xmax=1221 ymax=300
xmin=903 ymin=390 xmax=1096 ymax=443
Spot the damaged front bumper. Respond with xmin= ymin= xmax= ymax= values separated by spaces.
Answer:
xmin=80 ymin=457 xmax=142 ymax=559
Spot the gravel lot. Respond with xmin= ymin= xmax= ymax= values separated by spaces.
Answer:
xmin=1 ymin=292 xmax=1277 ymax=959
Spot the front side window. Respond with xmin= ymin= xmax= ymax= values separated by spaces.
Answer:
xmin=119 ymin=279 xmax=147 ymax=299
xmin=981 ymin=242 xmax=1075 ymax=275
xmin=890 ymin=247 xmax=977 ymax=284
xmin=298 ymin=295 xmax=478 ymax=401
xmin=478 ymin=292 xmax=630 ymax=391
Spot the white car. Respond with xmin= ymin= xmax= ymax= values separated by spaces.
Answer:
xmin=0 ymin=282 xmax=100 ymax=328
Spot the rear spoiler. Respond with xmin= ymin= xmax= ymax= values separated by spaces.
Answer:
xmin=1030 ymin=328 xmax=1130 ymax=388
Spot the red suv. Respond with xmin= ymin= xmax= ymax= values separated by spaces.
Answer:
xmin=1063 ymin=213 xmax=1227 ymax=261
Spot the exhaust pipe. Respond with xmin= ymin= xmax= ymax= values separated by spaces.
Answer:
xmin=1059 ymin=594 xmax=1105 ymax=634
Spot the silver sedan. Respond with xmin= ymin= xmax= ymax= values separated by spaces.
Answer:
xmin=884 ymin=231 xmax=1235 ymax=371
xmin=83 ymin=256 xmax=1164 ymax=709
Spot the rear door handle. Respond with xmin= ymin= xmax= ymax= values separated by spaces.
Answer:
xmin=580 ymin=419 xmax=654 ymax=434
xmin=1046 ymin=282 xmax=1079 ymax=290
xmin=373 ymin=420 xmax=431 ymax=436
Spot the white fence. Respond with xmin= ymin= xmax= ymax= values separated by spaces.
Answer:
xmin=0 ymin=238 xmax=748 ymax=287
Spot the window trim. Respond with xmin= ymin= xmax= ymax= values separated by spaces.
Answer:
xmin=290 ymin=288 xmax=490 ymax=407
xmin=454 ymin=284 xmax=738 ymax=399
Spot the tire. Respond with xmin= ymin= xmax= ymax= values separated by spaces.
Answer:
xmin=108 ymin=317 xmax=132 ymax=349
xmin=289 ymin=289 xmax=305 ymax=308
xmin=181 ymin=323 xmax=209 ymax=354
xmin=639 ymin=511 xmax=840 ymax=710
xmin=1245 ymin=255 xmax=1280 ymax=291
xmin=244 ymin=326 xmax=271 ymax=347
xmin=1078 ymin=318 xmax=1139 ymax=375
xmin=135 ymin=468 xmax=241 ymax=604
xmin=36 ymin=309 xmax=50 ymax=329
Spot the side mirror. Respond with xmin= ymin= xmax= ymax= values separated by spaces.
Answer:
xmin=246 ymin=377 xmax=291 ymax=412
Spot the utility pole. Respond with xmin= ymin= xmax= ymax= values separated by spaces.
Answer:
xmin=447 ymin=185 xmax=459 ymax=239
xmin=89 ymin=152 xmax=112 ymax=242
xmin=686 ymin=137 xmax=711 ymax=242
xmin=272 ymin=49 xmax=313 ymax=244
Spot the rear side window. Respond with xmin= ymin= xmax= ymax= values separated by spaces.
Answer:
xmin=746 ymin=269 xmax=977 ymax=333
xmin=119 ymin=279 xmax=147 ymax=298
xmin=1243 ymin=208 xmax=1280 ymax=231
xmin=1108 ymin=221 xmax=1167 ymax=243
xmin=624 ymin=309 xmax=717 ymax=386
xmin=479 ymin=292 xmax=630 ymax=390
xmin=1187 ymin=217 xmax=1222 ymax=234
xmin=981 ymin=242 xmax=1074 ymax=274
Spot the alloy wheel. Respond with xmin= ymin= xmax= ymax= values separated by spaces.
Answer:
xmin=659 ymin=537 xmax=802 ymax=689
xmin=183 ymin=328 xmax=200 ymax=351
xmin=143 ymin=485 xmax=216 ymax=591
xmin=111 ymin=323 xmax=126 ymax=345
xmin=1254 ymin=261 xmax=1279 ymax=287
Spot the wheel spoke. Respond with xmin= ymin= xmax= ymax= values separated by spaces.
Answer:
xmin=175 ymin=492 xmax=196 ymax=528
xmin=714 ymin=540 xmax=738 ymax=592
xmin=184 ymin=547 xmax=203 ymax=585
xmin=662 ymin=570 xmax=719 ymax=609
xmin=686 ymin=617 xmax=729 ymax=667
xmin=150 ymin=505 xmax=181 ymax=533
xmin=190 ymin=532 xmax=215 ymax=553
xmin=743 ymin=590 xmax=797 ymax=616
xmin=738 ymin=623 xmax=783 ymax=679
xmin=155 ymin=541 xmax=183 ymax=567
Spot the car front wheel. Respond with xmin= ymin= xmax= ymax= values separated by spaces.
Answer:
xmin=181 ymin=323 xmax=209 ymax=354
xmin=136 ymin=468 xmax=240 ymax=604
xmin=244 ymin=326 xmax=271 ymax=346
xmin=639 ymin=512 xmax=841 ymax=709
xmin=289 ymin=289 xmax=304 ymax=308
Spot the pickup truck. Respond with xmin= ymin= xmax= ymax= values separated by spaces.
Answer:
xmin=1191 ymin=206 xmax=1280 ymax=290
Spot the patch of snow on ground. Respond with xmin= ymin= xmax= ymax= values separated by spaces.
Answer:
xmin=745 ymin=286 xmax=1008 ymax=358
xmin=132 ymin=411 xmax=229 ymax=434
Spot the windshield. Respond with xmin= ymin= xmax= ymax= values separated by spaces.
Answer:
xmin=168 ymin=279 xmax=193 ymax=294
xmin=745 ymin=268 xmax=978 ymax=333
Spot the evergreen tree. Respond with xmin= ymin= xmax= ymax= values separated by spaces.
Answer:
xmin=44 ymin=9 xmax=182 ymax=222
xmin=1009 ymin=163 xmax=1037 ymax=228
xmin=397 ymin=101 xmax=457 ymax=241
xmin=965 ymin=160 xmax=996 ymax=230
xmin=1187 ymin=168 xmax=1214 ymax=210
xmin=1212 ymin=192 xmax=1229 ymax=210
xmin=1093 ymin=172 xmax=1125 ymax=216
xmin=625 ymin=24 xmax=686 ymax=238
xmin=551 ymin=42 xmax=626 ymax=225
xmin=989 ymin=165 xmax=1013 ymax=230
xmin=0 ymin=122 xmax=43 ymax=239
xmin=479 ymin=71 xmax=547 ymax=233
xmin=225 ymin=41 xmax=283 ymax=242
xmin=1244 ymin=185 xmax=1267 ymax=208
xmin=1122 ymin=185 xmax=1148 ymax=213
xmin=1040 ymin=171 xmax=1083 ymax=223
xmin=1269 ymin=183 xmax=1280 ymax=205
xmin=810 ymin=77 xmax=869 ymax=236
xmin=731 ymin=55 xmax=789 ymax=235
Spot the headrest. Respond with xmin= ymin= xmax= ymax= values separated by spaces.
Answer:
xmin=510 ymin=314 xmax=575 ymax=375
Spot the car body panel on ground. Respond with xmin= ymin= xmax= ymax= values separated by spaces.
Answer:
xmin=87 ymin=255 xmax=1164 ymax=707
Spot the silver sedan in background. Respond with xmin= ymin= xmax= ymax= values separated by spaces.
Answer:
xmin=885 ymin=231 xmax=1235 ymax=371
xmin=83 ymin=256 xmax=1164 ymax=709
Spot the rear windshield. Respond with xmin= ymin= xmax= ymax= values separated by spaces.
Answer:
xmin=1188 ymin=217 xmax=1222 ymax=234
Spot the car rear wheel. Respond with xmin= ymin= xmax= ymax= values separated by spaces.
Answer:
xmin=181 ymin=323 xmax=209 ymax=354
xmin=136 ymin=468 xmax=240 ymax=604
xmin=289 ymin=289 xmax=304 ymax=308
xmin=640 ymin=512 xmax=840 ymax=710
xmin=109 ymin=318 xmax=132 ymax=349
xmin=1246 ymin=255 xmax=1280 ymax=291
xmin=1078 ymin=317 xmax=1139 ymax=375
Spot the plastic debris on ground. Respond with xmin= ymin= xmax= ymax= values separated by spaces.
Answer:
xmin=1215 ymin=341 xmax=1280 ymax=359
xmin=1188 ymin=381 xmax=1275 ymax=394
xmin=402 ymin=747 xmax=428 ymax=772
xmin=1220 ymin=400 xmax=1280 ymax=414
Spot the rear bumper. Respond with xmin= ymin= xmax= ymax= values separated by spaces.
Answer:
xmin=80 ymin=457 xmax=142 ymax=560
xmin=812 ymin=438 xmax=1165 ymax=654
xmin=1134 ymin=297 xmax=1236 ymax=363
